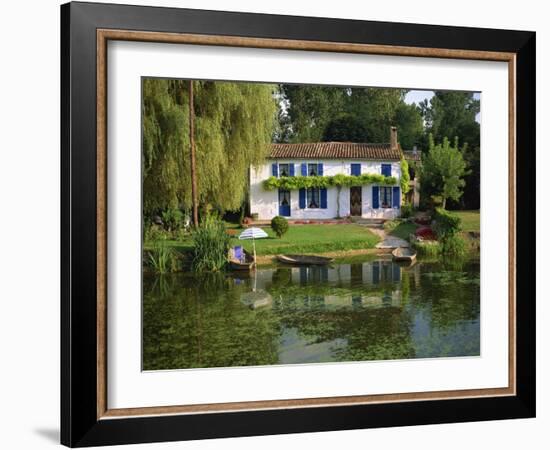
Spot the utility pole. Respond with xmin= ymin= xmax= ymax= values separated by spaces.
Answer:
xmin=188 ymin=80 xmax=199 ymax=227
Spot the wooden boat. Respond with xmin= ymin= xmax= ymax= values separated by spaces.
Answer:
xmin=392 ymin=247 xmax=417 ymax=263
xmin=276 ymin=254 xmax=334 ymax=265
xmin=228 ymin=247 xmax=255 ymax=270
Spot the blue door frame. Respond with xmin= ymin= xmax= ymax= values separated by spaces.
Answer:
xmin=279 ymin=189 xmax=291 ymax=217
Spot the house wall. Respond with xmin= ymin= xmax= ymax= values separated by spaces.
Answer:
xmin=250 ymin=159 xmax=401 ymax=220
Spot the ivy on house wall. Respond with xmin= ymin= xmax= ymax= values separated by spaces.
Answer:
xmin=400 ymin=159 xmax=411 ymax=195
xmin=263 ymin=173 xmax=397 ymax=191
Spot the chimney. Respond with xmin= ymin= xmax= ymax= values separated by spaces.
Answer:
xmin=390 ymin=126 xmax=398 ymax=150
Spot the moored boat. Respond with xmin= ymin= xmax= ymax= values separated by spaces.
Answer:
xmin=228 ymin=246 xmax=255 ymax=270
xmin=392 ymin=247 xmax=417 ymax=263
xmin=277 ymin=254 xmax=334 ymax=265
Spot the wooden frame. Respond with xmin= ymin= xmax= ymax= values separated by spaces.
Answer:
xmin=61 ymin=1 xmax=535 ymax=447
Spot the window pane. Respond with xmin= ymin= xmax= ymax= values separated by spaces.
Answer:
xmin=307 ymin=187 xmax=319 ymax=208
xmin=308 ymin=164 xmax=318 ymax=176
xmin=380 ymin=186 xmax=392 ymax=208
xmin=279 ymin=164 xmax=289 ymax=177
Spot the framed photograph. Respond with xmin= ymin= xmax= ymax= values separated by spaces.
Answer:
xmin=61 ymin=1 xmax=536 ymax=447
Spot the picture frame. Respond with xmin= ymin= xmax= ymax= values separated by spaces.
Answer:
xmin=61 ymin=1 xmax=535 ymax=447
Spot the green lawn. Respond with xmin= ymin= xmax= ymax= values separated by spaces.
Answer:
xmin=235 ymin=224 xmax=380 ymax=255
xmin=145 ymin=223 xmax=380 ymax=256
xmin=453 ymin=210 xmax=480 ymax=232
xmin=388 ymin=221 xmax=418 ymax=240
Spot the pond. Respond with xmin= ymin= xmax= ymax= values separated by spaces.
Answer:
xmin=143 ymin=256 xmax=480 ymax=370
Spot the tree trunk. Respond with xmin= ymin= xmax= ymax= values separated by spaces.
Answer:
xmin=441 ymin=197 xmax=447 ymax=209
xmin=188 ymin=80 xmax=199 ymax=227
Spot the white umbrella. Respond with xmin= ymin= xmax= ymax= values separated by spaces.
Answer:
xmin=238 ymin=227 xmax=268 ymax=266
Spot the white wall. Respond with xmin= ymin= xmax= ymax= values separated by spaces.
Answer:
xmin=250 ymin=160 xmax=401 ymax=219
xmin=0 ymin=1 xmax=546 ymax=450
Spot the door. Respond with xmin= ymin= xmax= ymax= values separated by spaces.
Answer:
xmin=278 ymin=189 xmax=291 ymax=217
xmin=350 ymin=186 xmax=362 ymax=216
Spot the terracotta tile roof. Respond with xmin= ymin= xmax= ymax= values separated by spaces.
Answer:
xmin=269 ymin=142 xmax=403 ymax=160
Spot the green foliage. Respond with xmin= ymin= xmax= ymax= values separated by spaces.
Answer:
xmin=191 ymin=216 xmax=231 ymax=272
xmin=263 ymin=174 xmax=396 ymax=191
xmin=400 ymin=159 xmax=411 ymax=195
xmin=144 ymin=224 xmax=171 ymax=242
xmin=440 ymin=234 xmax=467 ymax=257
xmin=322 ymin=114 xmax=370 ymax=142
xmin=279 ymin=85 xmax=347 ymax=142
xmin=413 ymin=240 xmax=441 ymax=257
xmin=271 ymin=216 xmax=289 ymax=238
xmin=433 ymin=207 xmax=462 ymax=239
xmin=147 ymin=242 xmax=180 ymax=274
xmin=393 ymin=102 xmax=424 ymax=149
xmin=161 ymin=208 xmax=185 ymax=231
xmin=279 ymin=86 xmax=423 ymax=148
xmin=419 ymin=91 xmax=480 ymax=209
xmin=142 ymin=79 xmax=277 ymax=215
xmin=400 ymin=203 xmax=413 ymax=218
xmin=420 ymin=135 xmax=469 ymax=208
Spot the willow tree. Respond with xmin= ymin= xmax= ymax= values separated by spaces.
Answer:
xmin=142 ymin=79 xmax=277 ymax=216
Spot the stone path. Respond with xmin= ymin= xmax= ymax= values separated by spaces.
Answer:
xmin=366 ymin=227 xmax=410 ymax=249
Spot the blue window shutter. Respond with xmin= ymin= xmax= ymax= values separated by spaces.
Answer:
xmin=381 ymin=164 xmax=391 ymax=177
xmin=318 ymin=163 xmax=324 ymax=176
xmin=289 ymin=163 xmax=295 ymax=177
xmin=299 ymin=188 xmax=306 ymax=209
xmin=351 ymin=163 xmax=361 ymax=176
xmin=272 ymin=163 xmax=278 ymax=177
xmin=301 ymin=163 xmax=307 ymax=176
xmin=372 ymin=186 xmax=379 ymax=209
xmin=393 ymin=186 xmax=400 ymax=208
xmin=320 ymin=188 xmax=328 ymax=209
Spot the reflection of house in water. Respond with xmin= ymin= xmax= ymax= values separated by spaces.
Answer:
xmin=258 ymin=260 xmax=405 ymax=309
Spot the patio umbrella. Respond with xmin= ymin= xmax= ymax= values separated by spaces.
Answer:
xmin=238 ymin=227 xmax=268 ymax=266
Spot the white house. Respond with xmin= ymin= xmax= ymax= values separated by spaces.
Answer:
xmin=250 ymin=127 xmax=405 ymax=220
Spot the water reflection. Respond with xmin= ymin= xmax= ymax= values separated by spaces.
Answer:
xmin=143 ymin=257 xmax=480 ymax=370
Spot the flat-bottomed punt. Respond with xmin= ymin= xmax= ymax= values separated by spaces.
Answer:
xmin=229 ymin=246 xmax=255 ymax=270
xmin=392 ymin=247 xmax=417 ymax=263
xmin=277 ymin=254 xmax=334 ymax=265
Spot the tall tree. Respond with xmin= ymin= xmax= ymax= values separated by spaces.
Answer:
xmin=420 ymin=92 xmax=480 ymax=209
xmin=280 ymin=85 xmax=347 ymax=142
xmin=420 ymin=135 xmax=469 ymax=209
xmin=344 ymin=88 xmax=405 ymax=142
xmin=142 ymin=79 xmax=277 ymax=216
xmin=393 ymin=102 xmax=424 ymax=149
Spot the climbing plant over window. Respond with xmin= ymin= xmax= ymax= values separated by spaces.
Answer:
xmin=263 ymin=174 xmax=397 ymax=191
xmin=400 ymin=159 xmax=411 ymax=195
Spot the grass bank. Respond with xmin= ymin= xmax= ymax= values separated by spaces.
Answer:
xmin=144 ymin=223 xmax=380 ymax=257
xmin=453 ymin=210 xmax=480 ymax=233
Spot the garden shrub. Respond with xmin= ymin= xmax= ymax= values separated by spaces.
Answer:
xmin=161 ymin=208 xmax=185 ymax=231
xmin=144 ymin=224 xmax=170 ymax=242
xmin=271 ymin=215 xmax=289 ymax=238
xmin=191 ymin=215 xmax=231 ymax=272
xmin=440 ymin=234 xmax=467 ymax=257
xmin=415 ymin=226 xmax=436 ymax=240
xmin=433 ymin=207 xmax=462 ymax=239
xmin=401 ymin=203 xmax=413 ymax=219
